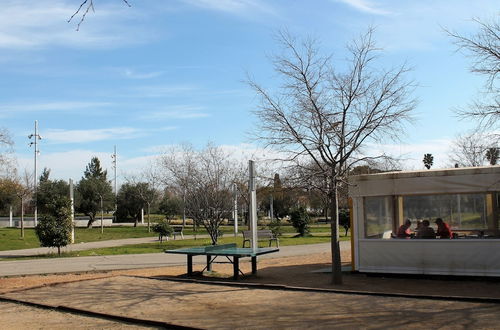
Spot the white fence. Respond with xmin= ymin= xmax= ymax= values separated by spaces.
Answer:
xmin=0 ymin=217 xmax=113 ymax=228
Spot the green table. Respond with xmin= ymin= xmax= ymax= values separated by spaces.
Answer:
xmin=165 ymin=243 xmax=279 ymax=280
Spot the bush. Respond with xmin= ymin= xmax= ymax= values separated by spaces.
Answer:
xmin=35 ymin=197 xmax=72 ymax=255
xmin=339 ymin=209 xmax=350 ymax=236
xmin=289 ymin=207 xmax=310 ymax=237
xmin=152 ymin=220 xmax=173 ymax=242
xmin=268 ymin=217 xmax=283 ymax=237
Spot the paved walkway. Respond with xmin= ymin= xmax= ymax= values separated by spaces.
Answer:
xmin=0 ymin=237 xmax=345 ymax=276
xmin=0 ymin=236 xmax=166 ymax=257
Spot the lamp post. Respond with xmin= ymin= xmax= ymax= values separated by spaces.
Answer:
xmin=69 ymin=178 xmax=75 ymax=243
xmin=28 ymin=120 xmax=41 ymax=227
xmin=233 ymin=182 xmax=238 ymax=237
xmin=111 ymin=146 xmax=117 ymax=222
xmin=248 ymin=160 xmax=257 ymax=253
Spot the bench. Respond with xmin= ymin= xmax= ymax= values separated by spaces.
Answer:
xmin=242 ymin=230 xmax=279 ymax=248
xmin=172 ymin=226 xmax=184 ymax=240
xmin=158 ymin=225 xmax=184 ymax=242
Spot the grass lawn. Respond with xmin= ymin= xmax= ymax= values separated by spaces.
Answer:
xmin=12 ymin=233 xmax=348 ymax=260
xmin=0 ymin=226 xmax=159 ymax=251
xmin=0 ymin=224 xmax=342 ymax=252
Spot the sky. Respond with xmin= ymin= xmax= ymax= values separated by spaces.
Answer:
xmin=0 ymin=0 xmax=498 ymax=184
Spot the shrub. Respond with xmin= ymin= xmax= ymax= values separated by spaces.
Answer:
xmin=289 ymin=207 xmax=310 ymax=236
xmin=339 ymin=209 xmax=350 ymax=236
xmin=268 ymin=217 xmax=283 ymax=237
xmin=152 ymin=220 xmax=173 ymax=242
xmin=35 ymin=197 xmax=72 ymax=255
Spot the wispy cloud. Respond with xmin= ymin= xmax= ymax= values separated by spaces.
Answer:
xmin=123 ymin=68 xmax=164 ymax=79
xmin=127 ymin=84 xmax=197 ymax=98
xmin=42 ymin=126 xmax=177 ymax=144
xmin=335 ymin=0 xmax=391 ymax=15
xmin=140 ymin=105 xmax=210 ymax=120
xmin=181 ymin=0 xmax=275 ymax=16
xmin=0 ymin=0 xmax=154 ymax=50
xmin=43 ymin=127 xmax=142 ymax=144
xmin=0 ymin=101 xmax=112 ymax=114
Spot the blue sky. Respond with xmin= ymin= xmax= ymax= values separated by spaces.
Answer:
xmin=1 ymin=0 xmax=498 ymax=182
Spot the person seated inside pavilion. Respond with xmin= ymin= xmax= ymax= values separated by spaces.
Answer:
xmin=435 ymin=218 xmax=453 ymax=239
xmin=396 ymin=219 xmax=412 ymax=238
xmin=416 ymin=220 xmax=436 ymax=239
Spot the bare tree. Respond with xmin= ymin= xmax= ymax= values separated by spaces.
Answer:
xmin=446 ymin=17 xmax=500 ymax=130
xmin=159 ymin=144 xmax=239 ymax=245
xmin=17 ymin=170 xmax=34 ymax=238
xmin=124 ymin=169 xmax=161 ymax=232
xmin=157 ymin=144 xmax=197 ymax=229
xmin=0 ymin=127 xmax=16 ymax=179
xmin=70 ymin=0 xmax=131 ymax=30
xmin=249 ymin=29 xmax=416 ymax=284
xmin=449 ymin=131 xmax=488 ymax=167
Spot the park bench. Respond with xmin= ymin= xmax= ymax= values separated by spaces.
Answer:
xmin=242 ymin=229 xmax=279 ymax=248
xmin=172 ymin=226 xmax=184 ymax=239
xmin=158 ymin=225 xmax=184 ymax=242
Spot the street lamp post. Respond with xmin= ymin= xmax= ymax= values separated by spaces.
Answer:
xmin=28 ymin=120 xmax=41 ymax=227
xmin=111 ymin=146 xmax=117 ymax=222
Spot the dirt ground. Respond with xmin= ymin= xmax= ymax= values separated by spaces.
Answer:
xmin=1 ymin=250 xmax=500 ymax=329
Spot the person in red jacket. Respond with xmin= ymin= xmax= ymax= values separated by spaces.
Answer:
xmin=435 ymin=218 xmax=452 ymax=239
xmin=396 ymin=219 xmax=412 ymax=238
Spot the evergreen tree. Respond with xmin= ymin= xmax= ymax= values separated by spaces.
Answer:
xmin=76 ymin=157 xmax=113 ymax=227
xmin=35 ymin=195 xmax=72 ymax=255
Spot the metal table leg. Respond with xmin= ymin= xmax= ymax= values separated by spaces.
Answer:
xmin=187 ymin=255 xmax=193 ymax=276
xmin=233 ymin=257 xmax=240 ymax=280
xmin=251 ymin=256 xmax=257 ymax=275
xmin=207 ymin=254 xmax=212 ymax=271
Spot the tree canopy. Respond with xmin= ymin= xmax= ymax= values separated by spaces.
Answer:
xmin=250 ymin=29 xmax=416 ymax=284
xmin=76 ymin=157 xmax=113 ymax=227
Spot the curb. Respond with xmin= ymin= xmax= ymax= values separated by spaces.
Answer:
xmin=137 ymin=275 xmax=500 ymax=304
xmin=0 ymin=295 xmax=200 ymax=330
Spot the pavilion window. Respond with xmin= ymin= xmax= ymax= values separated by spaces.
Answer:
xmin=364 ymin=196 xmax=394 ymax=238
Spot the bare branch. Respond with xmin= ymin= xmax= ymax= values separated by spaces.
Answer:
xmin=69 ymin=0 xmax=131 ymax=31
xmin=446 ymin=16 xmax=500 ymax=129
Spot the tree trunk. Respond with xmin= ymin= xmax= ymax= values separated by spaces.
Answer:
xmin=330 ymin=175 xmax=343 ymax=285
xmin=57 ymin=246 xmax=61 ymax=256
xmin=147 ymin=202 xmax=151 ymax=233
xmin=86 ymin=215 xmax=95 ymax=228
xmin=21 ymin=197 xmax=25 ymax=238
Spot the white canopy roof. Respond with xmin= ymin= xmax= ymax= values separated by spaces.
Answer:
xmin=349 ymin=166 xmax=500 ymax=197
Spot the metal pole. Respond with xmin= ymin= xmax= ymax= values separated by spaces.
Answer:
xmin=111 ymin=146 xmax=117 ymax=222
xmin=233 ymin=183 xmax=238 ymax=237
xmin=9 ymin=205 xmax=12 ymax=227
xmin=100 ymin=195 xmax=104 ymax=234
xmin=70 ymin=179 xmax=75 ymax=243
xmin=29 ymin=120 xmax=41 ymax=227
xmin=249 ymin=160 xmax=258 ymax=252
xmin=34 ymin=121 xmax=37 ymax=227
